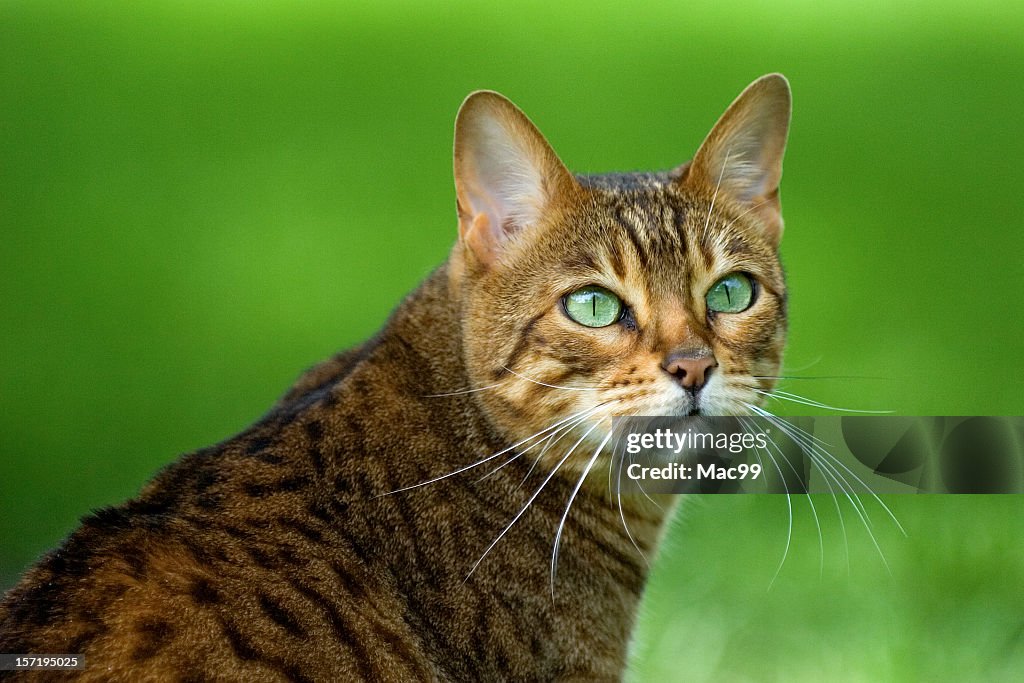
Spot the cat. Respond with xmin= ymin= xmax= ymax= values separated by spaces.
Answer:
xmin=0 ymin=73 xmax=791 ymax=681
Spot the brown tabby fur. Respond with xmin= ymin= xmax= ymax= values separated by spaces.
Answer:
xmin=0 ymin=75 xmax=791 ymax=681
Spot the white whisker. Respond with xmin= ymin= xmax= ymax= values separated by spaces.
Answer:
xmin=423 ymin=381 xmax=505 ymax=398
xmin=753 ymin=418 xmax=824 ymax=579
xmin=755 ymin=405 xmax=906 ymax=537
xmin=377 ymin=404 xmax=605 ymax=497
xmin=802 ymin=447 xmax=855 ymax=574
xmin=769 ymin=413 xmax=873 ymax=526
xmin=748 ymin=404 xmax=869 ymax=523
xmin=747 ymin=404 xmax=902 ymax=575
xmin=702 ymin=148 xmax=732 ymax=241
xmin=739 ymin=416 xmax=792 ymax=589
xmin=480 ymin=408 xmax=594 ymax=484
xmin=632 ymin=454 xmax=664 ymax=510
xmin=788 ymin=429 xmax=851 ymax=575
xmin=617 ymin=445 xmax=651 ymax=569
xmin=749 ymin=406 xmax=904 ymax=574
xmin=755 ymin=388 xmax=893 ymax=414
xmin=517 ymin=411 xmax=595 ymax=492
xmin=720 ymin=197 xmax=771 ymax=232
xmin=466 ymin=421 xmax=603 ymax=580
xmin=778 ymin=356 xmax=823 ymax=374
xmin=551 ymin=426 xmax=615 ymax=596
xmin=499 ymin=365 xmax=601 ymax=392
xmin=753 ymin=375 xmax=891 ymax=381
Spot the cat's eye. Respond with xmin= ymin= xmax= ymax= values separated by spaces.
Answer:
xmin=563 ymin=286 xmax=623 ymax=328
xmin=706 ymin=273 xmax=754 ymax=314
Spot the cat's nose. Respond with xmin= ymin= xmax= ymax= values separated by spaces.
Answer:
xmin=662 ymin=351 xmax=718 ymax=391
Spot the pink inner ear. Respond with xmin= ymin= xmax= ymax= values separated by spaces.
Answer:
xmin=454 ymin=92 xmax=583 ymax=265
xmin=463 ymin=212 xmax=501 ymax=265
xmin=466 ymin=123 xmax=547 ymax=236
xmin=461 ymin=174 xmax=530 ymax=258
xmin=459 ymin=177 xmax=530 ymax=263
xmin=455 ymin=95 xmax=578 ymax=264
xmin=699 ymin=121 xmax=776 ymax=205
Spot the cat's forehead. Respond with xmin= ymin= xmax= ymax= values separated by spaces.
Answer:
xmin=530 ymin=176 xmax=783 ymax=301
xmin=579 ymin=181 xmax=768 ymax=258
xmin=574 ymin=171 xmax=674 ymax=192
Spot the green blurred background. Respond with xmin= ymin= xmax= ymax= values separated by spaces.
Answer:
xmin=2 ymin=1 xmax=1022 ymax=680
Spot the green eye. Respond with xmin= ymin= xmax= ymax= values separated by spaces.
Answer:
xmin=706 ymin=273 xmax=755 ymax=313
xmin=563 ymin=286 xmax=623 ymax=327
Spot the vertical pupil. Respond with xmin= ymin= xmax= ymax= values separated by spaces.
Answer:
xmin=724 ymin=282 xmax=732 ymax=304
xmin=592 ymin=294 xmax=596 ymax=317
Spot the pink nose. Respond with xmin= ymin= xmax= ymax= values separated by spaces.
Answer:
xmin=662 ymin=353 xmax=717 ymax=391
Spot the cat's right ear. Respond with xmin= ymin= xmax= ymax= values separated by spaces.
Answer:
xmin=453 ymin=91 xmax=580 ymax=266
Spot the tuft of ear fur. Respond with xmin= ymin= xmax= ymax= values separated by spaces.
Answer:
xmin=675 ymin=74 xmax=791 ymax=245
xmin=453 ymin=91 xmax=580 ymax=265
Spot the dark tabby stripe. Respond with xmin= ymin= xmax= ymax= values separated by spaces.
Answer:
xmin=258 ymin=593 xmax=306 ymax=638
xmin=246 ymin=436 xmax=273 ymax=454
xmin=189 ymin=576 xmax=222 ymax=606
xmin=131 ymin=617 xmax=173 ymax=661
xmin=284 ymin=577 xmax=377 ymax=681
xmin=243 ymin=475 xmax=311 ymax=498
xmin=218 ymin=616 xmax=315 ymax=683
xmin=500 ymin=312 xmax=545 ymax=375
xmin=277 ymin=516 xmax=325 ymax=543
xmin=671 ymin=203 xmax=690 ymax=253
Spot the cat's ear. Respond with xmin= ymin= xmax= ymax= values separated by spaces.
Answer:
xmin=454 ymin=91 xmax=580 ymax=265
xmin=675 ymin=74 xmax=791 ymax=245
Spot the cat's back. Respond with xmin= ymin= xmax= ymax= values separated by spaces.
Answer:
xmin=0 ymin=328 xmax=448 ymax=681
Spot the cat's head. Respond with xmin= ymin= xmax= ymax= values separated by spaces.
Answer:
xmin=449 ymin=75 xmax=790 ymax=451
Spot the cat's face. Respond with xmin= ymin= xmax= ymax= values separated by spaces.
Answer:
xmin=450 ymin=77 xmax=790 ymax=458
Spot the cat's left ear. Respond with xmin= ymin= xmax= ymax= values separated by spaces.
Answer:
xmin=675 ymin=74 xmax=791 ymax=245
xmin=453 ymin=91 xmax=581 ymax=266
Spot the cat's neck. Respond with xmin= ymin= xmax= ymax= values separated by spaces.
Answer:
xmin=285 ymin=261 xmax=673 ymax=678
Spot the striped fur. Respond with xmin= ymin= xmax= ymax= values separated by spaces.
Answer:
xmin=0 ymin=76 xmax=790 ymax=681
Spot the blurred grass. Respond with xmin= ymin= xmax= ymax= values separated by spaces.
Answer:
xmin=1 ymin=1 xmax=1022 ymax=680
